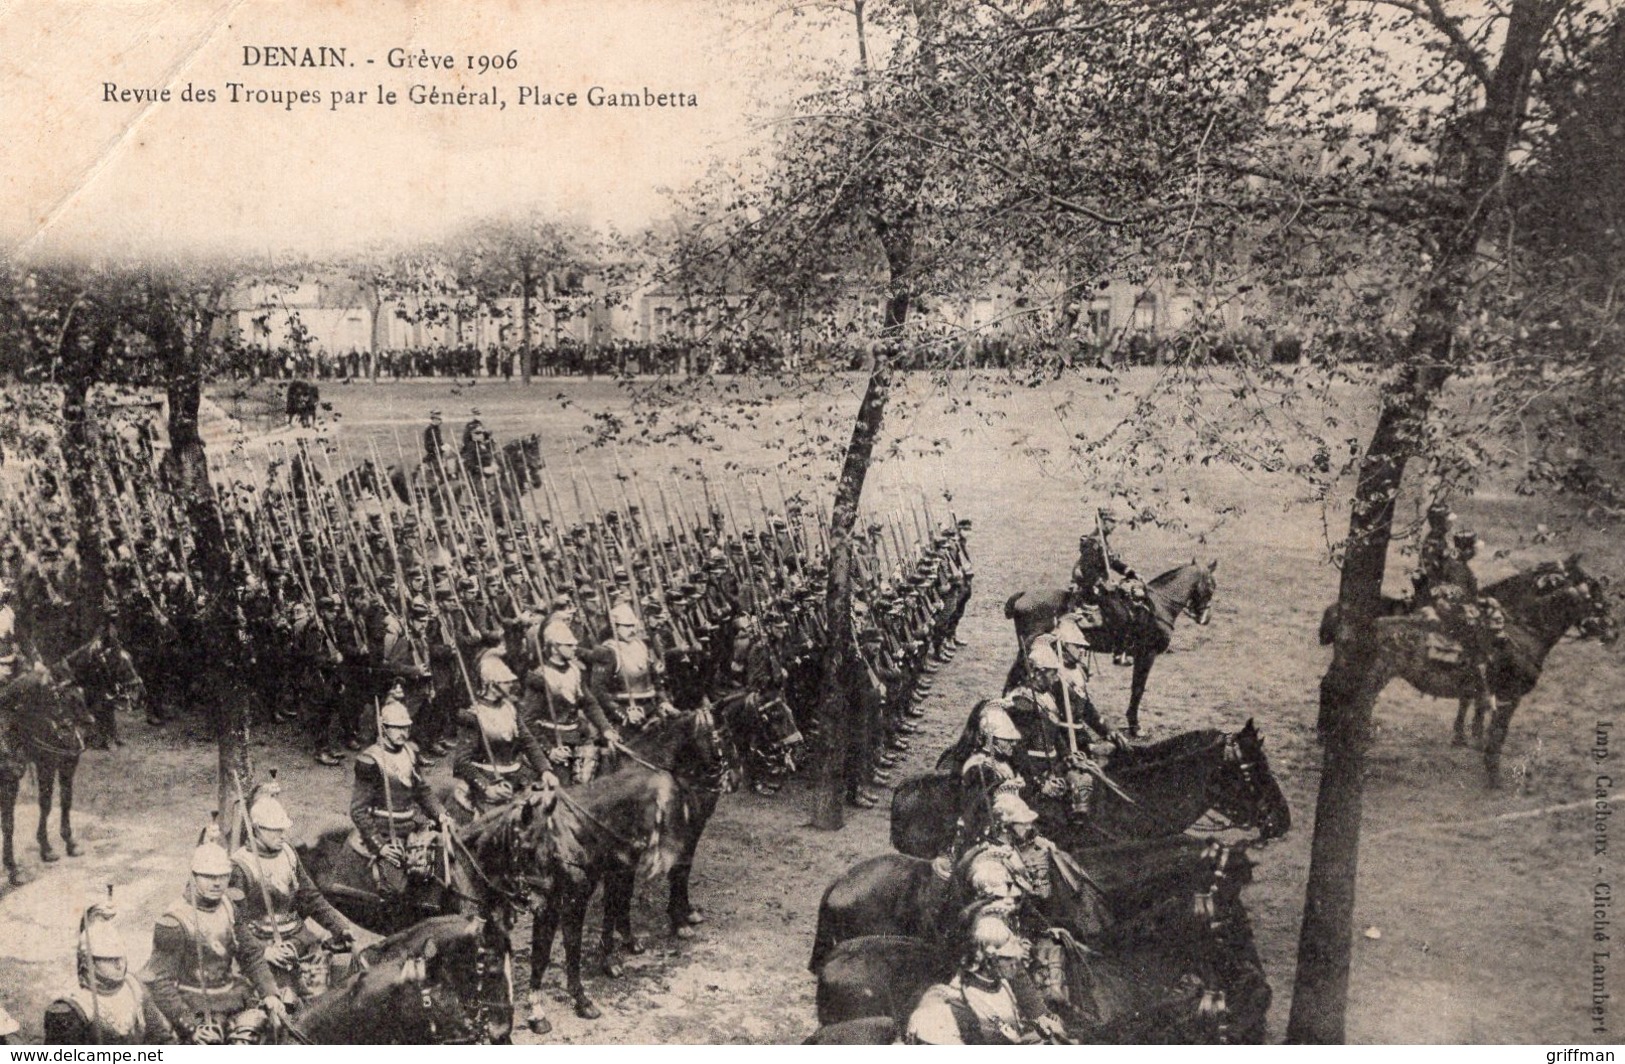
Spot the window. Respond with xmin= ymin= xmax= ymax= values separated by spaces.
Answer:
xmin=654 ymin=306 xmax=673 ymax=336
xmin=1087 ymin=307 xmax=1111 ymax=338
xmin=1133 ymin=294 xmax=1158 ymax=332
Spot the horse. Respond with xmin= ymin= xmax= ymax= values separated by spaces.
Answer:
xmin=804 ymin=1016 xmax=899 ymax=1044
xmin=592 ymin=706 xmax=736 ymax=979
xmin=891 ymin=720 xmax=1290 ymax=860
xmin=1320 ymin=556 xmax=1618 ymax=786
xmin=1 ymin=659 xmax=93 ymax=886
xmin=1004 ymin=560 xmax=1218 ymax=733
xmin=814 ymin=926 xmax=1248 ymax=1043
xmin=523 ymin=709 xmax=718 ymax=1032
xmin=298 ymin=794 xmax=559 ymax=1043
xmin=714 ymin=689 xmax=804 ymax=793
xmin=284 ymin=380 xmax=319 ymax=428
xmin=809 ymin=837 xmax=1250 ymax=975
xmin=293 ymin=915 xmax=504 ymax=1044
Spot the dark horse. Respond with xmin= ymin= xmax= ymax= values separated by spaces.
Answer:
xmin=525 ymin=708 xmax=725 ymax=1033
xmin=1004 ymin=560 xmax=1218 ymax=733
xmin=293 ymin=915 xmax=505 ymax=1044
xmin=809 ymin=836 xmax=1247 ymax=973
xmin=298 ymin=794 xmax=560 ymax=1043
xmin=1319 ymin=556 xmax=1617 ymax=786
xmin=891 ymin=720 xmax=1290 ymax=860
xmin=1 ymin=659 xmax=92 ymax=886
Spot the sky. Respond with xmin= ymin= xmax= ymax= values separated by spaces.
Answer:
xmin=0 ymin=0 xmax=832 ymax=260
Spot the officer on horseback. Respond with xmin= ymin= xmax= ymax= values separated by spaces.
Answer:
xmin=586 ymin=602 xmax=676 ymax=731
xmin=229 ymin=791 xmax=357 ymax=1007
xmin=454 ymin=647 xmax=559 ymax=815
xmin=1072 ymin=508 xmax=1143 ymax=666
xmin=523 ymin=621 xmax=618 ymax=785
xmin=350 ymin=698 xmax=454 ymax=891
xmin=44 ymin=901 xmax=175 ymax=1044
xmin=141 ymin=838 xmax=287 ymax=1044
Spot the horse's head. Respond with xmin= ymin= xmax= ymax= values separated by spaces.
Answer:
xmin=1213 ymin=719 xmax=1291 ymax=842
xmin=304 ymin=915 xmax=500 ymax=1044
xmin=1186 ymin=559 xmax=1218 ymax=626
xmin=690 ymin=703 xmax=738 ymax=794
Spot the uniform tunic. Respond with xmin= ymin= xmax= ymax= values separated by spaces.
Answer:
xmin=228 ymin=843 xmax=348 ymax=983
xmin=140 ymin=895 xmax=277 ymax=1036
xmin=44 ymin=979 xmax=173 ymax=1045
xmin=349 ymin=741 xmax=444 ymax=857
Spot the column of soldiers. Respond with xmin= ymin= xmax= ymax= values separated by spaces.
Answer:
xmin=0 ymin=409 xmax=973 ymax=810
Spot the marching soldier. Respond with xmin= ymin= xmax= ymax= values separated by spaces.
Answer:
xmin=454 ymin=647 xmax=559 ymax=815
xmin=586 ymin=602 xmax=676 ymax=730
xmin=229 ymin=791 xmax=357 ymax=1006
xmin=141 ymin=837 xmax=287 ymax=1044
xmin=350 ymin=698 xmax=455 ymax=895
xmin=44 ymin=903 xmax=175 ymax=1044
xmin=522 ymin=621 xmax=618 ymax=785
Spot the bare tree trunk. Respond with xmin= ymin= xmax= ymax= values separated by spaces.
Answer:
xmin=1288 ymin=6 xmax=1560 ymax=1037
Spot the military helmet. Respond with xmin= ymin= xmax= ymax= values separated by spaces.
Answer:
xmin=609 ymin=603 xmax=640 ymax=629
xmin=1055 ymin=617 xmax=1090 ymax=648
xmin=980 ymin=704 xmax=1021 ymax=743
xmin=249 ymin=795 xmax=292 ymax=831
xmin=379 ymin=699 xmax=413 ymax=728
xmin=191 ymin=842 xmax=233 ymax=876
xmin=83 ymin=913 xmax=127 ymax=960
xmin=967 ymin=856 xmax=1017 ymax=900
xmin=543 ymin=621 xmax=579 ymax=648
xmin=969 ymin=913 xmax=1026 ymax=959
xmin=478 ymin=648 xmax=517 ymax=686
xmin=991 ymin=791 xmax=1039 ymax=826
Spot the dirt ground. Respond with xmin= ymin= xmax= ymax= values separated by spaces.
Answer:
xmin=1 ymin=371 xmax=1619 ymax=1043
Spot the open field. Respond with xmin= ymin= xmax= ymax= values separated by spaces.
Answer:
xmin=2 ymin=369 xmax=1620 ymax=1042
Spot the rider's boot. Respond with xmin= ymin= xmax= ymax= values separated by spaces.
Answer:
xmin=526 ymin=989 xmax=551 ymax=1035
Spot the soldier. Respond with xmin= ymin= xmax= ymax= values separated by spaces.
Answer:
xmin=1412 ymin=502 xmax=1457 ymax=604
xmin=1072 ymin=508 xmax=1140 ymax=665
xmin=904 ymin=915 xmax=1066 ymax=1045
xmin=522 ymin=621 xmax=618 ymax=785
xmin=140 ymin=838 xmax=287 ymax=1044
xmin=229 ymin=791 xmax=356 ymax=1007
xmin=454 ymin=648 xmax=558 ymax=816
xmin=350 ymin=699 xmax=454 ymax=895
xmin=586 ymin=602 xmax=676 ymax=731
xmin=300 ymin=596 xmax=348 ymax=764
xmin=958 ymin=703 xmax=1027 ymax=847
xmin=44 ymin=903 xmax=175 ymax=1044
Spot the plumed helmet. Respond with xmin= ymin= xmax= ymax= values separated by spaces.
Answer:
xmin=83 ymin=914 xmax=127 ymax=960
xmin=543 ymin=621 xmax=579 ymax=648
xmin=967 ymin=856 xmax=1017 ymax=900
xmin=1026 ymin=636 xmax=1061 ymax=672
xmin=969 ymin=914 xmax=1025 ymax=959
xmin=990 ymin=791 xmax=1039 ymax=826
xmin=379 ymin=699 xmax=413 ymax=728
xmin=478 ymin=648 xmax=517 ymax=686
xmin=191 ymin=842 xmax=233 ymax=876
xmin=1055 ymin=617 xmax=1090 ymax=648
xmin=980 ymin=704 xmax=1021 ymax=743
xmin=249 ymin=795 xmax=292 ymax=831
xmin=609 ymin=603 xmax=639 ymax=629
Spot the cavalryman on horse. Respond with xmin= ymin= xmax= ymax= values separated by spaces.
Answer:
xmin=44 ymin=902 xmax=174 ymax=1044
xmin=349 ymin=697 xmax=455 ymax=898
xmin=1071 ymin=508 xmax=1146 ymax=665
xmin=454 ymin=647 xmax=559 ymax=816
xmin=586 ymin=602 xmax=677 ymax=731
xmin=140 ymin=837 xmax=288 ymax=1044
xmin=904 ymin=914 xmax=1069 ymax=1045
xmin=229 ymin=790 xmax=357 ymax=1007
xmin=522 ymin=621 xmax=618 ymax=785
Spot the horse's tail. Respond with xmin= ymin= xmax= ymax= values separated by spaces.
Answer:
xmin=1003 ymin=592 xmax=1024 ymax=619
xmin=810 ymin=881 xmax=840 ymax=973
